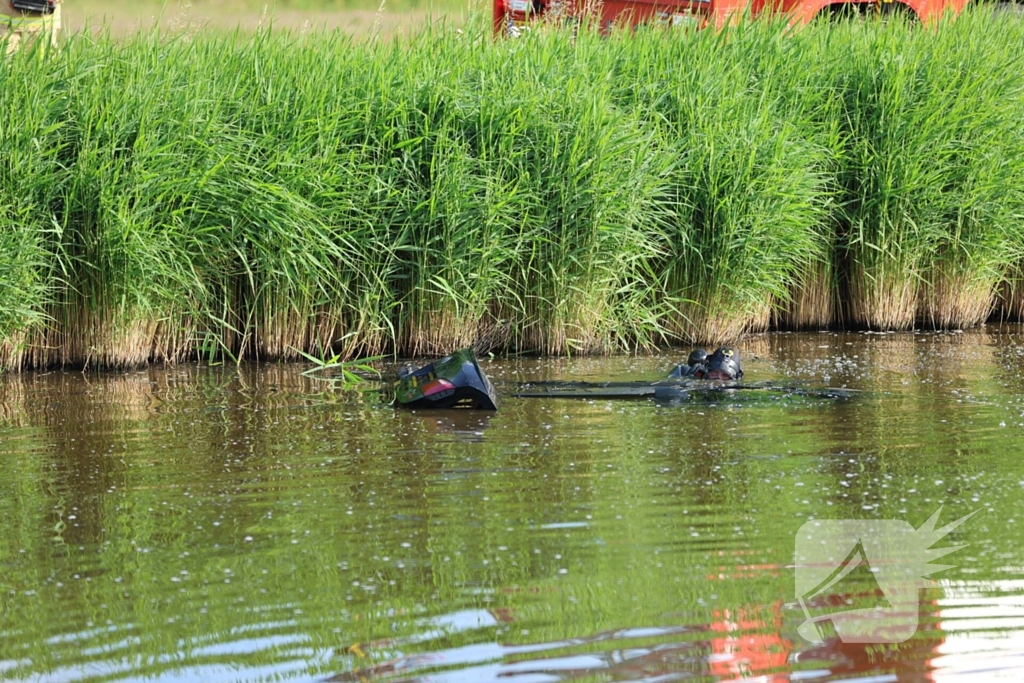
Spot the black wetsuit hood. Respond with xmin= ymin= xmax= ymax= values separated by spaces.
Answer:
xmin=706 ymin=347 xmax=742 ymax=380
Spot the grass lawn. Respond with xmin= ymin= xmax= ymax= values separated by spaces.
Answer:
xmin=66 ymin=0 xmax=471 ymax=36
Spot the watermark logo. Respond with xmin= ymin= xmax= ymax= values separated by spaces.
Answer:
xmin=794 ymin=507 xmax=977 ymax=644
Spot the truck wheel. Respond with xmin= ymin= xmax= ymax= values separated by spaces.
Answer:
xmin=879 ymin=1 xmax=920 ymax=22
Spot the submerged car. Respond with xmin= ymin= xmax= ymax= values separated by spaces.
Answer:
xmin=394 ymin=346 xmax=850 ymax=410
xmin=394 ymin=348 xmax=499 ymax=411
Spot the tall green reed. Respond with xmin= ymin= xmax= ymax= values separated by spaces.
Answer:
xmin=833 ymin=9 xmax=1024 ymax=329
xmin=2 ymin=12 xmax=1024 ymax=369
xmin=44 ymin=33 xmax=250 ymax=368
xmin=763 ymin=22 xmax=846 ymax=329
xmin=346 ymin=25 xmax=668 ymax=356
xmin=218 ymin=29 xmax=405 ymax=360
xmin=613 ymin=21 xmax=832 ymax=344
xmin=484 ymin=29 xmax=666 ymax=354
xmin=0 ymin=46 xmax=67 ymax=369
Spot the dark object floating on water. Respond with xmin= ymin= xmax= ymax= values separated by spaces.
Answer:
xmin=513 ymin=379 xmax=858 ymax=402
xmin=394 ymin=348 xmax=499 ymax=410
xmin=667 ymin=346 xmax=744 ymax=380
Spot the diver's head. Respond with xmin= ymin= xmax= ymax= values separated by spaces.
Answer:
xmin=706 ymin=347 xmax=742 ymax=380
xmin=687 ymin=348 xmax=708 ymax=367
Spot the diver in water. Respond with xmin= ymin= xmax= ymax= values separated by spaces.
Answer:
xmin=667 ymin=348 xmax=709 ymax=379
xmin=669 ymin=347 xmax=743 ymax=381
xmin=705 ymin=347 xmax=743 ymax=380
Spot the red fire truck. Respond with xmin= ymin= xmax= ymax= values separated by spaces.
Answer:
xmin=493 ymin=0 xmax=974 ymax=34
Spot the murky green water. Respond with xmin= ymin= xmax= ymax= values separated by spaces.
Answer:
xmin=2 ymin=329 xmax=1024 ymax=682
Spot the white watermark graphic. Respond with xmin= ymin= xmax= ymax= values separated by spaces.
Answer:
xmin=794 ymin=507 xmax=977 ymax=644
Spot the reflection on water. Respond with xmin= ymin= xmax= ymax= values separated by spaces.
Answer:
xmin=1 ymin=328 xmax=1024 ymax=681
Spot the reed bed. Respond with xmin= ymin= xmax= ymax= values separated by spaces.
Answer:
xmin=828 ymin=12 xmax=1024 ymax=330
xmin=1 ymin=9 xmax=1024 ymax=369
xmin=607 ymin=21 xmax=839 ymax=343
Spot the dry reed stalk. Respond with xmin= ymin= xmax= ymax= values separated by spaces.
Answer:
xmin=487 ymin=301 xmax=528 ymax=353
xmin=0 ymin=331 xmax=28 ymax=372
xmin=305 ymin=311 xmax=348 ymax=360
xmin=519 ymin=323 xmax=564 ymax=357
xmin=255 ymin=299 xmax=313 ymax=361
xmin=666 ymin=310 xmax=744 ymax=347
xmin=519 ymin=298 xmax=614 ymax=356
xmin=204 ymin=281 xmax=248 ymax=360
xmin=779 ymin=261 xmax=836 ymax=330
xmin=30 ymin=310 xmax=145 ymax=368
xmin=996 ymin=266 xmax=1024 ymax=322
xmin=401 ymin=309 xmax=481 ymax=357
xmin=845 ymin=262 xmax=918 ymax=330
xmin=302 ymin=310 xmax=353 ymax=361
xmin=917 ymin=268 xmax=995 ymax=329
xmin=667 ymin=294 xmax=770 ymax=346
xmin=473 ymin=313 xmax=511 ymax=356
xmin=152 ymin=316 xmax=201 ymax=364
xmin=24 ymin=305 xmax=197 ymax=369
xmin=747 ymin=301 xmax=773 ymax=334
xmin=328 ymin=308 xmax=392 ymax=359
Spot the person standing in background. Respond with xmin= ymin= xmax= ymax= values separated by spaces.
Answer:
xmin=1 ymin=0 xmax=61 ymax=55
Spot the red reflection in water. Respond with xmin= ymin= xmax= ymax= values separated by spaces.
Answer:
xmin=325 ymin=597 xmax=948 ymax=681
xmin=792 ymin=597 xmax=945 ymax=681
xmin=708 ymin=604 xmax=791 ymax=681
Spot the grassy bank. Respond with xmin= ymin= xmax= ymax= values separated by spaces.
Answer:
xmin=66 ymin=0 xmax=468 ymax=38
xmin=2 ymin=9 xmax=1024 ymax=368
